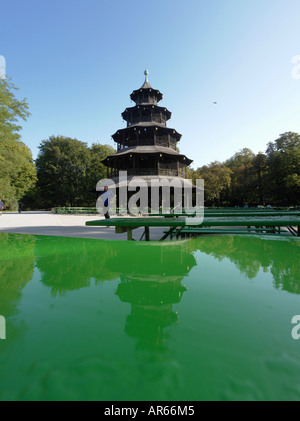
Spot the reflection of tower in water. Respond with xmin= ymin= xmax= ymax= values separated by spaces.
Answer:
xmin=113 ymin=241 xmax=197 ymax=352
xmin=116 ymin=274 xmax=187 ymax=352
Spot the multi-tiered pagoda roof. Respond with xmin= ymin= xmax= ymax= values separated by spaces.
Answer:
xmin=102 ymin=70 xmax=193 ymax=183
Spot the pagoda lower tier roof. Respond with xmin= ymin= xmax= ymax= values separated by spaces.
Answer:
xmin=115 ymin=145 xmax=178 ymax=156
xmin=103 ymin=145 xmax=193 ymax=166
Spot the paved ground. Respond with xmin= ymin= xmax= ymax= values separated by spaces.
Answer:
xmin=0 ymin=211 xmax=166 ymax=241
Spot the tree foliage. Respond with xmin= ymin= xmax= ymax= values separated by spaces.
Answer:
xmin=188 ymin=133 xmax=300 ymax=207
xmin=35 ymin=135 xmax=115 ymax=208
xmin=0 ymin=78 xmax=30 ymax=142
xmin=223 ymin=148 xmax=256 ymax=206
xmin=265 ymin=132 xmax=300 ymax=205
xmin=0 ymin=78 xmax=36 ymax=210
xmin=195 ymin=161 xmax=232 ymax=205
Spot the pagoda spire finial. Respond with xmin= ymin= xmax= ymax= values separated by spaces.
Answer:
xmin=144 ymin=68 xmax=149 ymax=82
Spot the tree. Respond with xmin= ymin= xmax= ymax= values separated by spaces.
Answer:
xmin=251 ymin=152 xmax=268 ymax=205
xmin=187 ymin=134 xmax=300 ymax=207
xmin=0 ymin=78 xmax=36 ymax=210
xmin=196 ymin=161 xmax=232 ymax=206
xmin=86 ymin=143 xmax=116 ymax=206
xmin=266 ymin=132 xmax=300 ymax=205
xmin=186 ymin=166 xmax=197 ymax=184
xmin=36 ymin=136 xmax=91 ymax=207
xmin=0 ymin=139 xmax=37 ymax=198
xmin=224 ymin=148 xmax=256 ymax=206
xmin=35 ymin=136 xmax=115 ymax=208
xmin=0 ymin=78 xmax=30 ymax=142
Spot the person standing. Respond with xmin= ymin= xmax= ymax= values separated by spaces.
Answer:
xmin=101 ymin=186 xmax=113 ymax=219
xmin=0 ymin=198 xmax=4 ymax=216
xmin=18 ymin=201 xmax=22 ymax=214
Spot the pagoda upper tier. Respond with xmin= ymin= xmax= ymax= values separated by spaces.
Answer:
xmin=112 ymin=73 xmax=181 ymax=150
xmin=121 ymin=104 xmax=172 ymax=127
xmin=130 ymin=78 xmax=163 ymax=105
xmin=122 ymin=76 xmax=171 ymax=126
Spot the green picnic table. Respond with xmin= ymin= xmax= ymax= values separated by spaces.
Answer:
xmin=86 ymin=216 xmax=300 ymax=241
xmin=145 ymin=211 xmax=300 ymax=218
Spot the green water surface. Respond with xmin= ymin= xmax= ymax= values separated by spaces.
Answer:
xmin=0 ymin=232 xmax=300 ymax=401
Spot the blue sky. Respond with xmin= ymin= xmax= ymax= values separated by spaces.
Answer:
xmin=1 ymin=0 xmax=300 ymax=168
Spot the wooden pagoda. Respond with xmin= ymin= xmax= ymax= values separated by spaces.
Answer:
xmin=102 ymin=70 xmax=193 ymax=183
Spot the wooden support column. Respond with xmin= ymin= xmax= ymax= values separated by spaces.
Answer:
xmin=127 ymin=228 xmax=133 ymax=241
xmin=145 ymin=226 xmax=150 ymax=241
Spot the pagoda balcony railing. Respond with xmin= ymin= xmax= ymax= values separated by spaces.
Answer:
xmin=127 ymin=168 xmax=158 ymax=176
xmin=117 ymin=139 xmax=176 ymax=150
xmin=106 ymin=168 xmax=186 ymax=178
xmin=127 ymin=117 xmax=166 ymax=126
xmin=135 ymin=97 xmax=157 ymax=105
xmin=160 ymin=169 xmax=186 ymax=178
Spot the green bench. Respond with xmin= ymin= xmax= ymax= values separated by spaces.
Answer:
xmin=173 ymin=227 xmax=285 ymax=239
xmin=146 ymin=211 xmax=300 ymax=218
xmin=86 ymin=216 xmax=300 ymax=241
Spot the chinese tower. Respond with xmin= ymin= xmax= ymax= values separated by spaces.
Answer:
xmin=102 ymin=70 xmax=193 ymax=188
